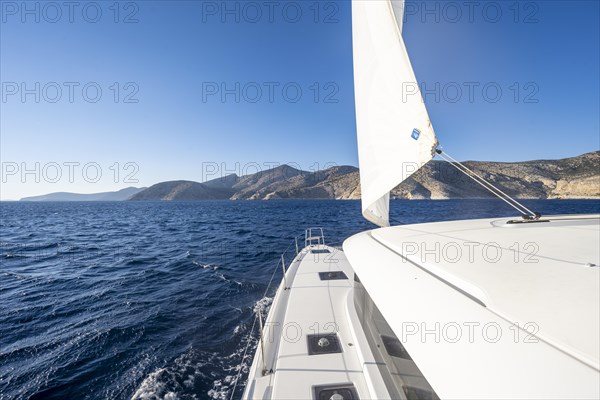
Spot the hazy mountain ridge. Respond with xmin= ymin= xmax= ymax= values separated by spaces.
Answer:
xmin=128 ymin=151 xmax=599 ymax=201
xmin=128 ymin=180 xmax=234 ymax=201
xmin=20 ymin=187 xmax=145 ymax=202
xmin=20 ymin=152 xmax=599 ymax=201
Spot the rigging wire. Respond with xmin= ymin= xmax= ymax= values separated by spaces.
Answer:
xmin=228 ymin=235 xmax=301 ymax=399
xmin=435 ymin=148 xmax=540 ymax=219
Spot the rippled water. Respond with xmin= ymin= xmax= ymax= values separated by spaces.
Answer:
xmin=1 ymin=199 xmax=598 ymax=399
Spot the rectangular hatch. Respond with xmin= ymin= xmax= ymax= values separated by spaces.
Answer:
xmin=318 ymin=271 xmax=348 ymax=281
xmin=314 ymin=384 xmax=359 ymax=400
xmin=311 ymin=249 xmax=331 ymax=254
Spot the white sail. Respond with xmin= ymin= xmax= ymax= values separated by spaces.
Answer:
xmin=390 ymin=0 xmax=405 ymax=33
xmin=352 ymin=0 xmax=438 ymax=227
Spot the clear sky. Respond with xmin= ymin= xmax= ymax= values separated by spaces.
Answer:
xmin=1 ymin=0 xmax=599 ymax=200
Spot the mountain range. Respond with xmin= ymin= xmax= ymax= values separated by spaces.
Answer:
xmin=19 ymin=152 xmax=600 ymax=201
xmin=20 ymin=187 xmax=145 ymax=202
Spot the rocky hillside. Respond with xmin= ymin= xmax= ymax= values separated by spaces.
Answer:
xmin=128 ymin=181 xmax=233 ymax=201
xmin=390 ymin=151 xmax=600 ymax=200
xmin=128 ymin=151 xmax=599 ymax=201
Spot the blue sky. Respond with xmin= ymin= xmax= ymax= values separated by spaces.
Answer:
xmin=1 ymin=0 xmax=599 ymax=200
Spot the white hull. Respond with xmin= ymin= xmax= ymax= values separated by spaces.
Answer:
xmin=243 ymin=216 xmax=600 ymax=399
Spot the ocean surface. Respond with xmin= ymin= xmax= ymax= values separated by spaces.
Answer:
xmin=1 ymin=199 xmax=599 ymax=400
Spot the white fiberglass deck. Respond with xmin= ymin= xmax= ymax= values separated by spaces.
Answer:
xmin=243 ymin=244 xmax=384 ymax=399
xmin=345 ymin=214 xmax=600 ymax=399
xmin=372 ymin=214 xmax=600 ymax=370
xmin=245 ymin=215 xmax=600 ymax=399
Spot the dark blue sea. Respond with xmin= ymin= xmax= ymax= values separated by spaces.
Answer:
xmin=1 ymin=199 xmax=599 ymax=400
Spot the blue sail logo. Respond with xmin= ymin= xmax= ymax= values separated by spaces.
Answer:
xmin=411 ymin=128 xmax=421 ymax=140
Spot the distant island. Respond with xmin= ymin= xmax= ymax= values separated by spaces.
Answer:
xmin=20 ymin=151 xmax=600 ymax=201
xmin=20 ymin=187 xmax=146 ymax=202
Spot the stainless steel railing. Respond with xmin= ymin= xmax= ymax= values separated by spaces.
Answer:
xmin=304 ymin=227 xmax=325 ymax=247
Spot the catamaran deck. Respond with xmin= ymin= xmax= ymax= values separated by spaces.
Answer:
xmin=244 ymin=216 xmax=600 ymax=399
xmin=244 ymin=243 xmax=388 ymax=399
xmin=344 ymin=214 xmax=600 ymax=399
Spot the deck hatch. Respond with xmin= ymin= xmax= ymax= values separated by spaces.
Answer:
xmin=314 ymin=384 xmax=359 ymax=400
xmin=311 ymin=249 xmax=331 ymax=254
xmin=307 ymin=333 xmax=342 ymax=355
xmin=318 ymin=271 xmax=348 ymax=281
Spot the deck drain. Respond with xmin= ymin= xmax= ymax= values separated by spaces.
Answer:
xmin=314 ymin=384 xmax=359 ymax=400
xmin=307 ymin=334 xmax=342 ymax=355
xmin=318 ymin=271 xmax=348 ymax=281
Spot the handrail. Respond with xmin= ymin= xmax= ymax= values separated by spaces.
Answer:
xmin=304 ymin=227 xmax=325 ymax=247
